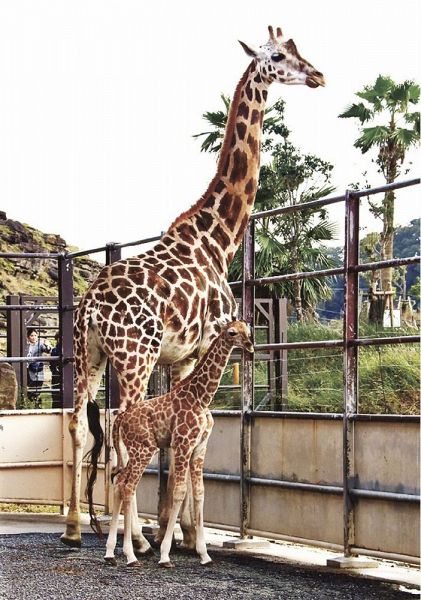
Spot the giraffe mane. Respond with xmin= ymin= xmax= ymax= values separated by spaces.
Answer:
xmin=167 ymin=62 xmax=255 ymax=233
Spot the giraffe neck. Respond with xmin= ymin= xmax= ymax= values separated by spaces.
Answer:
xmin=181 ymin=336 xmax=234 ymax=408
xmin=166 ymin=61 xmax=269 ymax=273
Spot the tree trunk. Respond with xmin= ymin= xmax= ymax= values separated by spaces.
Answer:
xmin=293 ymin=278 xmax=304 ymax=322
xmin=380 ymin=188 xmax=395 ymax=292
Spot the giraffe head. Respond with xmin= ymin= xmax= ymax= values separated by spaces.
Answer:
xmin=239 ymin=25 xmax=325 ymax=88
xmin=223 ymin=320 xmax=254 ymax=353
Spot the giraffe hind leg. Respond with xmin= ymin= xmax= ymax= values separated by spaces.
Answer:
xmin=61 ymin=334 xmax=107 ymax=547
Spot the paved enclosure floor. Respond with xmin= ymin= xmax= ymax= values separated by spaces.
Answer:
xmin=0 ymin=533 xmax=417 ymax=600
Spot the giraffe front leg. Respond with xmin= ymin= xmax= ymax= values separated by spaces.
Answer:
xmin=159 ymin=449 xmax=191 ymax=568
xmin=168 ymin=359 xmax=198 ymax=550
xmin=191 ymin=426 xmax=213 ymax=565
xmin=104 ymin=483 xmax=123 ymax=565
xmin=61 ymin=408 xmax=89 ymax=547
xmin=131 ymin=495 xmax=153 ymax=556
xmin=122 ymin=495 xmax=140 ymax=567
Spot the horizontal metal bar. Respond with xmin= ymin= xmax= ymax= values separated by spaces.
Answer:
xmin=211 ymin=410 xmax=242 ymax=417
xmin=351 ymin=177 xmax=420 ymax=198
xmin=251 ymin=193 xmax=346 ymax=220
xmin=250 ymin=411 xmax=344 ymax=420
xmin=350 ymin=414 xmax=420 ymax=423
xmin=211 ymin=411 xmax=420 ymax=422
xmin=0 ymin=356 xmax=60 ymax=363
xmin=65 ymin=461 xmax=105 ymax=470
xmin=249 ymin=267 xmax=344 ymax=287
xmin=0 ymin=252 xmax=61 ymax=259
xmin=66 ymin=246 xmax=107 ymax=258
xmin=0 ymin=498 xmax=63 ymax=506
xmin=256 ymin=335 xmax=419 ymax=352
xmin=255 ymin=340 xmax=343 ymax=351
xmin=249 ymin=477 xmax=343 ymax=494
xmin=350 ymin=547 xmax=420 ymax=566
xmin=115 ymin=234 xmax=163 ymax=250
xmin=354 ymin=255 xmax=420 ymax=273
xmin=353 ymin=335 xmax=420 ymax=347
xmin=0 ymin=461 xmax=62 ymax=469
xmin=0 ymin=305 xmax=58 ymax=312
xmin=349 ymin=488 xmax=420 ymax=503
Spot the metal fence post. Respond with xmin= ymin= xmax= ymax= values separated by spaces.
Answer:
xmin=240 ymin=221 xmax=255 ymax=538
xmin=6 ymin=295 xmax=21 ymax=385
xmin=343 ymin=190 xmax=359 ymax=557
xmin=58 ymin=255 xmax=74 ymax=409
xmin=105 ymin=243 xmax=122 ymax=410
xmin=104 ymin=243 xmax=122 ymax=514
xmin=327 ymin=190 xmax=377 ymax=568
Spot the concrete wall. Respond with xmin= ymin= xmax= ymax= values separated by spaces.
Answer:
xmin=0 ymin=410 xmax=419 ymax=559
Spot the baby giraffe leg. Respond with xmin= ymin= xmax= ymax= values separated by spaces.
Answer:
xmin=190 ymin=430 xmax=213 ymax=565
xmin=131 ymin=495 xmax=152 ymax=556
xmin=104 ymin=483 xmax=123 ymax=565
xmin=159 ymin=449 xmax=191 ymax=568
xmin=158 ymin=498 xmax=183 ymax=568
xmin=122 ymin=495 xmax=139 ymax=567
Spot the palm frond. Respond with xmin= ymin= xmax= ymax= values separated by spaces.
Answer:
xmin=339 ymin=102 xmax=373 ymax=123
xmin=392 ymin=127 xmax=420 ymax=148
xmin=354 ymin=126 xmax=390 ymax=153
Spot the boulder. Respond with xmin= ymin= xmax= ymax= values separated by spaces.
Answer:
xmin=0 ymin=363 xmax=18 ymax=409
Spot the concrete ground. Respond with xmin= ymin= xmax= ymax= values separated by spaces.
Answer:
xmin=0 ymin=512 xmax=419 ymax=597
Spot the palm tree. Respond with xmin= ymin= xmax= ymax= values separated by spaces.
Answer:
xmin=194 ymin=98 xmax=337 ymax=322
xmin=339 ymin=76 xmax=420 ymax=292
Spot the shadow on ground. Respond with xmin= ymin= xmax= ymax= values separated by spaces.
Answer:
xmin=0 ymin=533 xmax=414 ymax=600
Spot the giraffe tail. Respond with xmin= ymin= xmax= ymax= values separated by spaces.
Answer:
xmin=85 ymin=399 xmax=104 ymax=538
xmin=77 ymin=305 xmax=104 ymax=538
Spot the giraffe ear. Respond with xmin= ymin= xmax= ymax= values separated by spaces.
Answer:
xmin=238 ymin=40 xmax=258 ymax=58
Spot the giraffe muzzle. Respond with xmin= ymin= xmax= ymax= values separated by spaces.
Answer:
xmin=306 ymin=72 xmax=325 ymax=88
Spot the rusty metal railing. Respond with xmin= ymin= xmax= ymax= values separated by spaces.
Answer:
xmin=238 ymin=177 xmax=420 ymax=560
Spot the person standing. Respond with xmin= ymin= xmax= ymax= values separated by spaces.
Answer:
xmin=26 ymin=328 xmax=51 ymax=408
xmin=50 ymin=332 xmax=62 ymax=409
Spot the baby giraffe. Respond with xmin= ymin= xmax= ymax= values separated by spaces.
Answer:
xmin=104 ymin=320 xmax=253 ymax=568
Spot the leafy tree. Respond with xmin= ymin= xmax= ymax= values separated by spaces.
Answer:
xmin=194 ymin=97 xmax=337 ymax=321
xmin=339 ymin=76 xmax=420 ymax=292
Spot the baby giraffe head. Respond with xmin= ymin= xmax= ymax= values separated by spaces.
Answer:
xmin=222 ymin=320 xmax=254 ymax=353
xmin=239 ymin=25 xmax=325 ymax=89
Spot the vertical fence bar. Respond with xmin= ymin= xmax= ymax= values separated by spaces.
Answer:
xmin=6 ymin=295 xmax=21 ymax=385
xmin=240 ymin=221 xmax=255 ymax=538
xmin=58 ymin=255 xmax=74 ymax=410
xmin=343 ymin=190 xmax=360 ymax=557
xmin=104 ymin=243 xmax=122 ymax=514
xmin=105 ymin=243 xmax=122 ymax=410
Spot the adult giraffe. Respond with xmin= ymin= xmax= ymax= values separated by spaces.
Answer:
xmin=61 ymin=25 xmax=325 ymax=550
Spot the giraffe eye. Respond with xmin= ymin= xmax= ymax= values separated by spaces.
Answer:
xmin=227 ymin=328 xmax=237 ymax=337
xmin=271 ymin=52 xmax=286 ymax=62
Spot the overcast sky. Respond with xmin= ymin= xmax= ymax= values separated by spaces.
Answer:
xmin=0 ymin=1 xmax=419 ymax=257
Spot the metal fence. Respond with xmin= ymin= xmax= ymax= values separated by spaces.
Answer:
xmin=0 ymin=177 xmax=420 ymax=563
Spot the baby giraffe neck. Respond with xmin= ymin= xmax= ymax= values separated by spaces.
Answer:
xmin=185 ymin=336 xmax=234 ymax=409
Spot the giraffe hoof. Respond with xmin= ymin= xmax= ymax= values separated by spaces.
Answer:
xmin=127 ymin=560 xmax=142 ymax=568
xmin=60 ymin=534 xmax=81 ymax=548
xmin=135 ymin=547 xmax=154 ymax=558
xmin=201 ymin=559 xmax=213 ymax=566
xmin=159 ymin=561 xmax=175 ymax=569
xmin=104 ymin=557 xmax=118 ymax=567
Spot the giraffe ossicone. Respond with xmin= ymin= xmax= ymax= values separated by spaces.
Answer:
xmin=61 ymin=25 xmax=324 ymax=551
xmin=102 ymin=320 xmax=253 ymax=567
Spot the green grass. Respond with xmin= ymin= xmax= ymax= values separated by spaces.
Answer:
xmin=213 ymin=321 xmax=420 ymax=414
